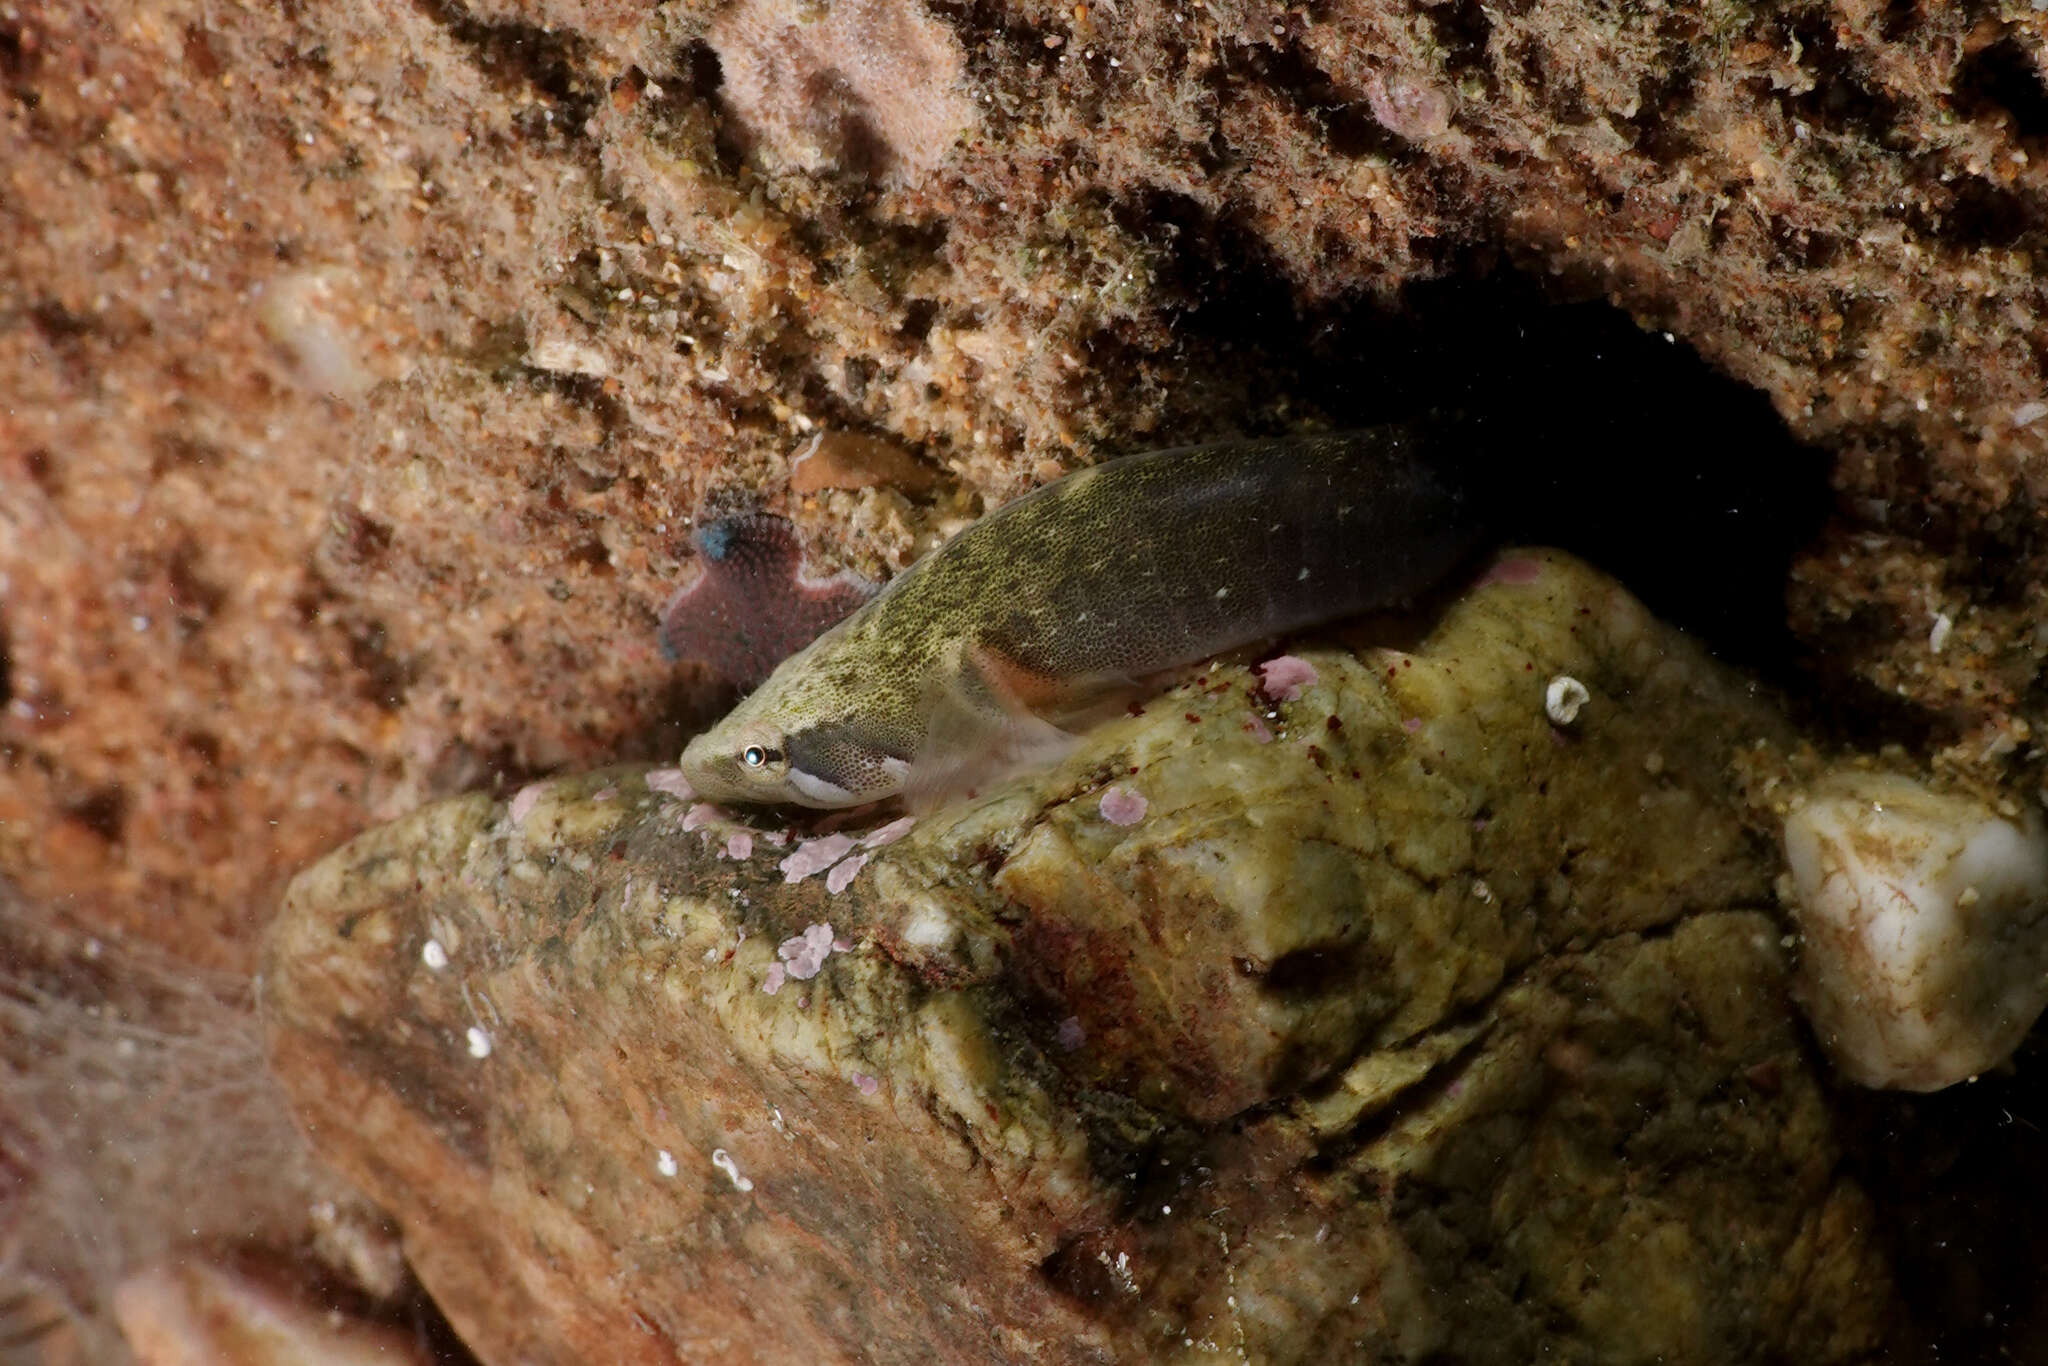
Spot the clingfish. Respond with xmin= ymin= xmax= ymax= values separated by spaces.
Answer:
xmin=680 ymin=425 xmax=1483 ymax=811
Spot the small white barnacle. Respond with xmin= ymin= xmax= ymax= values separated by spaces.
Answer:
xmin=465 ymin=1025 xmax=493 ymax=1059
xmin=1545 ymin=675 xmax=1591 ymax=726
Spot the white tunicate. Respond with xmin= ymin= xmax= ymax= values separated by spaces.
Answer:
xmin=255 ymin=267 xmax=383 ymax=397
xmin=421 ymin=938 xmax=448 ymax=970
xmin=1544 ymin=675 xmax=1590 ymax=725
xmin=1782 ymin=769 xmax=2048 ymax=1090
xmin=710 ymin=1148 xmax=754 ymax=1192
xmin=1929 ymin=612 xmax=1953 ymax=654
xmin=465 ymin=1026 xmax=492 ymax=1059
xmin=656 ymin=1149 xmax=678 ymax=1178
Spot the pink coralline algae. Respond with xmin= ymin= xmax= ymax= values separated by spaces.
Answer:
xmin=1258 ymin=655 xmax=1319 ymax=702
xmin=824 ymin=852 xmax=871 ymax=894
xmin=1366 ymin=73 xmax=1453 ymax=141
xmin=779 ymin=833 xmax=858 ymax=883
xmin=708 ymin=0 xmax=975 ymax=185
xmin=862 ymin=816 xmax=917 ymax=848
xmin=682 ymin=803 xmax=728 ymax=832
xmin=851 ymin=1072 xmax=881 ymax=1095
xmin=658 ymin=515 xmax=876 ymax=689
xmin=644 ymin=769 xmax=696 ymax=801
xmin=1480 ymin=555 xmax=1546 ymax=587
xmin=508 ymin=783 xmax=546 ymax=825
xmin=778 ymin=923 xmax=839 ymax=980
xmin=723 ymin=831 xmax=755 ymax=860
xmin=1099 ymin=785 xmax=1148 ymax=826
xmin=1244 ymin=715 xmax=1274 ymax=744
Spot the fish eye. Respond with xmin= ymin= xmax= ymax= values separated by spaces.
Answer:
xmin=739 ymin=740 xmax=785 ymax=773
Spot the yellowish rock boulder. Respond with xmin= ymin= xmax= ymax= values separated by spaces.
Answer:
xmin=264 ymin=552 xmax=1895 ymax=1364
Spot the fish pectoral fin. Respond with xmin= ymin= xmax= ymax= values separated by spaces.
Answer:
xmin=903 ymin=641 xmax=1080 ymax=814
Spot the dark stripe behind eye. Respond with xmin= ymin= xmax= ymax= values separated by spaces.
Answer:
xmin=786 ymin=727 xmax=905 ymax=789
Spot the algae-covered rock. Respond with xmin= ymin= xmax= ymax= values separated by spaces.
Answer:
xmin=263 ymin=551 xmax=1895 ymax=1365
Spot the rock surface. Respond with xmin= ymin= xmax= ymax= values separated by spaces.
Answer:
xmin=1784 ymin=767 xmax=2048 ymax=1091
xmin=112 ymin=1261 xmax=436 ymax=1366
xmin=5 ymin=0 xmax=2048 ymax=969
xmin=6 ymin=0 xmax=2048 ymax=1355
xmin=265 ymin=553 xmax=1895 ymax=1364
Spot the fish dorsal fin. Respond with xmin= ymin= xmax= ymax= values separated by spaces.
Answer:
xmin=902 ymin=640 xmax=1081 ymax=814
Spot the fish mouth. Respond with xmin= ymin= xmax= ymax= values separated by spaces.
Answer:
xmin=677 ymin=732 xmax=750 ymax=804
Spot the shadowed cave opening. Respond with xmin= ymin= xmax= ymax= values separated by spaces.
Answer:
xmin=1164 ymin=265 xmax=1835 ymax=673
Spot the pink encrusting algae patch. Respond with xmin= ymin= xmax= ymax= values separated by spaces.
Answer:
xmin=1366 ymin=72 xmax=1452 ymax=140
xmin=779 ymin=834 xmax=858 ymax=882
xmin=508 ymin=782 xmax=546 ymax=825
xmin=1244 ymin=715 xmax=1273 ymax=743
xmin=1258 ymin=655 xmax=1319 ymax=702
xmin=851 ymin=1072 xmax=880 ymax=1095
xmin=1099 ymin=785 xmax=1148 ymax=826
xmin=1480 ymin=555 xmax=1545 ymax=586
xmin=644 ymin=769 xmax=696 ymax=801
xmin=682 ymin=803 xmax=727 ymax=832
xmin=762 ymin=963 xmax=787 ymax=995
xmin=824 ymin=852 xmax=871 ymax=894
xmin=862 ymin=815 xmax=918 ymax=848
xmin=778 ymin=923 xmax=838 ymax=980
xmin=723 ymin=831 xmax=755 ymax=860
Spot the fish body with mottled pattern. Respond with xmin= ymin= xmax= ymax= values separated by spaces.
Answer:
xmin=680 ymin=426 xmax=1482 ymax=810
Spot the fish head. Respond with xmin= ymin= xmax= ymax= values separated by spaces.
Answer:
xmin=680 ymin=648 xmax=914 ymax=808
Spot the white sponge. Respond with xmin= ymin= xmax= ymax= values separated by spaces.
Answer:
xmin=1782 ymin=770 xmax=2048 ymax=1091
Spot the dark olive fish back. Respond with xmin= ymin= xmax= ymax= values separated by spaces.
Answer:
xmin=867 ymin=426 xmax=1480 ymax=684
xmin=678 ymin=421 xmax=1488 ymax=808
